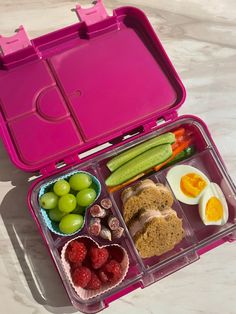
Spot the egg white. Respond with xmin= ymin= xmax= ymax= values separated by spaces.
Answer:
xmin=199 ymin=183 xmax=228 ymax=225
xmin=166 ymin=165 xmax=210 ymax=205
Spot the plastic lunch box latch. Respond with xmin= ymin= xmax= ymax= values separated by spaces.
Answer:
xmin=75 ymin=0 xmax=109 ymax=26
xmin=0 ymin=1 xmax=108 ymax=63
xmin=0 ymin=26 xmax=30 ymax=55
xmin=0 ymin=25 xmax=38 ymax=69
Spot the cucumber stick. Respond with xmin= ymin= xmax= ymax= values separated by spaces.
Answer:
xmin=105 ymin=144 xmax=172 ymax=186
xmin=107 ymin=132 xmax=175 ymax=172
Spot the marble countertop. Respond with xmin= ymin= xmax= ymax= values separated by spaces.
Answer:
xmin=0 ymin=1 xmax=235 ymax=313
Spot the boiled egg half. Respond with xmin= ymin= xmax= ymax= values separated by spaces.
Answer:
xmin=199 ymin=183 xmax=228 ymax=225
xmin=166 ymin=165 xmax=210 ymax=205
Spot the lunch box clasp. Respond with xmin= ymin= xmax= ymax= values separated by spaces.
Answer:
xmin=75 ymin=0 xmax=109 ymax=26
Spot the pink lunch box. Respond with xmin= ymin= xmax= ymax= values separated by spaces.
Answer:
xmin=0 ymin=1 xmax=235 ymax=313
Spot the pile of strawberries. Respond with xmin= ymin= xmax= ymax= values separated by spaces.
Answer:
xmin=66 ymin=239 xmax=123 ymax=290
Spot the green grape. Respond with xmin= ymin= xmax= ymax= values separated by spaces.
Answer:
xmin=49 ymin=208 xmax=66 ymax=222
xmin=53 ymin=179 xmax=70 ymax=196
xmin=72 ymin=205 xmax=86 ymax=215
xmin=58 ymin=194 xmax=77 ymax=213
xmin=39 ymin=192 xmax=58 ymax=210
xmin=76 ymin=188 xmax=96 ymax=207
xmin=69 ymin=173 xmax=92 ymax=191
xmin=59 ymin=214 xmax=84 ymax=234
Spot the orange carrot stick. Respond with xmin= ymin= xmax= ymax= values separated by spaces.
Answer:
xmin=154 ymin=139 xmax=192 ymax=171
xmin=171 ymin=142 xmax=179 ymax=151
xmin=172 ymin=128 xmax=186 ymax=150
xmin=171 ymin=129 xmax=194 ymax=151
xmin=172 ymin=134 xmax=189 ymax=150
xmin=172 ymin=127 xmax=186 ymax=138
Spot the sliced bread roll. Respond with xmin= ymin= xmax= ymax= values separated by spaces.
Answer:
xmin=130 ymin=208 xmax=184 ymax=258
xmin=122 ymin=180 xmax=174 ymax=224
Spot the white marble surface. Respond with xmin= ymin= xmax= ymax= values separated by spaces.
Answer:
xmin=0 ymin=1 xmax=236 ymax=314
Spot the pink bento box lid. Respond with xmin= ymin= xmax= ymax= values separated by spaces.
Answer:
xmin=0 ymin=0 xmax=186 ymax=173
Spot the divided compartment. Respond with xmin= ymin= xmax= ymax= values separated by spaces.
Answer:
xmin=29 ymin=163 xmax=144 ymax=312
xmin=38 ymin=168 xmax=101 ymax=237
xmin=111 ymin=172 xmax=198 ymax=271
xmin=161 ymin=148 xmax=236 ymax=246
xmin=95 ymin=116 xmax=211 ymax=183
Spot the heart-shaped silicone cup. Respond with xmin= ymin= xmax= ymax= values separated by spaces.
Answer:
xmin=61 ymin=236 xmax=129 ymax=300
xmin=38 ymin=171 xmax=101 ymax=237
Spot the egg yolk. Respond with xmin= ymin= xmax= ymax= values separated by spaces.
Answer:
xmin=180 ymin=173 xmax=207 ymax=197
xmin=206 ymin=197 xmax=223 ymax=221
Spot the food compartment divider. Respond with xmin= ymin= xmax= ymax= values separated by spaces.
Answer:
xmin=92 ymin=164 xmax=147 ymax=271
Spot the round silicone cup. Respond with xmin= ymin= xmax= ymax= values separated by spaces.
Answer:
xmin=38 ymin=171 xmax=101 ymax=236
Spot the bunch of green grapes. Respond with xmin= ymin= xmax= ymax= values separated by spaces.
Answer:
xmin=39 ymin=173 xmax=97 ymax=234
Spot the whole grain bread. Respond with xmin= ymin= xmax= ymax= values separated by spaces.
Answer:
xmin=122 ymin=180 xmax=174 ymax=224
xmin=132 ymin=208 xmax=184 ymax=258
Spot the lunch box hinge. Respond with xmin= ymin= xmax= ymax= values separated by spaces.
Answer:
xmin=0 ymin=26 xmax=39 ymax=69
xmin=40 ymin=154 xmax=81 ymax=176
xmin=143 ymin=119 xmax=159 ymax=131
xmin=40 ymin=163 xmax=57 ymax=176
xmin=154 ymin=111 xmax=178 ymax=128
xmin=163 ymin=110 xmax=178 ymax=122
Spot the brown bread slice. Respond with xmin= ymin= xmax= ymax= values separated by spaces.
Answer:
xmin=132 ymin=208 xmax=184 ymax=258
xmin=122 ymin=180 xmax=174 ymax=224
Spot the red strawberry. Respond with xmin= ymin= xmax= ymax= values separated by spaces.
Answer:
xmin=72 ymin=266 xmax=91 ymax=288
xmin=102 ymin=260 xmax=122 ymax=283
xmin=90 ymin=247 xmax=109 ymax=269
xmin=86 ymin=272 xmax=101 ymax=290
xmin=67 ymin=241 xmax=87 ymax=263
xmin=98 ymin=269 xmax=109 ymax=283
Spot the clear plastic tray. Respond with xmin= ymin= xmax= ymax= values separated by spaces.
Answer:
xmin=29 ymin=116 xmax=236 ymax=313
